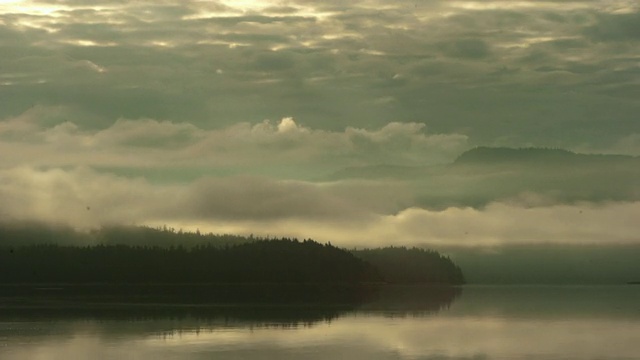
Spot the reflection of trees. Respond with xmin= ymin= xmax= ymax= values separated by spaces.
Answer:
xmin=1 ymin=302 xmax=356 ymax=330
xmin=0 ymin=284 xmax=375 ymax=330
xmin=0 ymin=283 xmax=377 ymax=328
xmin=357 ymin=285 xmax=463 ymax=316
xmin=0 ymin=284 xmax=462 ymax=329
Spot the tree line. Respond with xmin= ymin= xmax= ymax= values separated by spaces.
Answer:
xmin=0 ymin=223 xmax=465 ymax=285
xmin=353 ymin=247 xmax=465 ymax=284
xmin=0 ymin=239 xmax=380 ymax=284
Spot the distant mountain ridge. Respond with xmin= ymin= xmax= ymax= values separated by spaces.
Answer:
xmin=327 ymin=147 xmax=639 ymax=181
xmin=454 ymin=146 xmax=637 ymax=165
xmin=324 ymin=146 xmax=640 ymax=209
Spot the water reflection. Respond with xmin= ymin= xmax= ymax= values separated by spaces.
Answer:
xmin=2 ymin=286 xmax=639 ymax=360
xmin=0 ymin=284 xmax=461 ymax=328
xmin=0 ymin=285 xmax=461 ymax=360
xmin=359 ymin=285 xmax=462 ymax=316
xmin=448 ymin=285 xmax=640 ymax=320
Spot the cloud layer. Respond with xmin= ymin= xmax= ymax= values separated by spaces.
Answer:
xmin=1 ymin=165 xmax=639 ymax=247
xmin=0 ymin=113 xmax=468 ymax=176
xmin=1 ymin=1 xmax=639 ymax=247
xmin=1 ymin=0 xmax=639 ymax=150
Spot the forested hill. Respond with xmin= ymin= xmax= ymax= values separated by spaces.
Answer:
xmin=0 ymin=223 xmax=465 ymax=285
xmin=454 ymin=146 xmax=638 ymax=165
xmin=353 ymin=247 xmax=465 ymax=285
xmin=0 ymin=240 xmax=380 ymax=284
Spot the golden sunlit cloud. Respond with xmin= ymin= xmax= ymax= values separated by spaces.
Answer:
xmin=0 ymin=0 xmax=66 ymax=15
xmin=219 ymin=0 xmax=270 ymax=12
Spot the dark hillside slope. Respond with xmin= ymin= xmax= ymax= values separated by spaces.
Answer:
xmin=454 ymin=146 xmax=637 ymax=166
xmin=0 ymin=240 xmax=381 ymax=284
xmin=353 ymin=247 xmax=465 ymax=285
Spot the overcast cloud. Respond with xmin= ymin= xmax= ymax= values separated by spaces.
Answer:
xmin=1 ymin=0 xmax=639 ymax=247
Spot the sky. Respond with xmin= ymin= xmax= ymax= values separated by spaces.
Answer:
xmin=1 ymin=0 xmax=639 ymax=248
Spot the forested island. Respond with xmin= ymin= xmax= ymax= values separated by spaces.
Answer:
xmin=0 ymin=223 xmax=465 ymax=286
xmin=1 ymin=240 xmax=380 ymax=284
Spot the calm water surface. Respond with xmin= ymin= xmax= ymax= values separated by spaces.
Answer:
xmin=1 ymin=285 xmax=639 ymax=360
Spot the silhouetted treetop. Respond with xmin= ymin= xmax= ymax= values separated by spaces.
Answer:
xmin=353 ymin=247 xmax=465 ymax=285
xmin=0 ymin=223 xmax=465 ymax=285
xmin=0 ymin=239 xmax=381 ymax=285
xmin=0 ymin=222 xmax=250 ymax=248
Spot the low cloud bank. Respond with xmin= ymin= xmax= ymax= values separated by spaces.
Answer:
xmin=1 ymin=166 xmax=638 ymax=248
xmin=0 ymin=112 xmax=468 ymax=176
